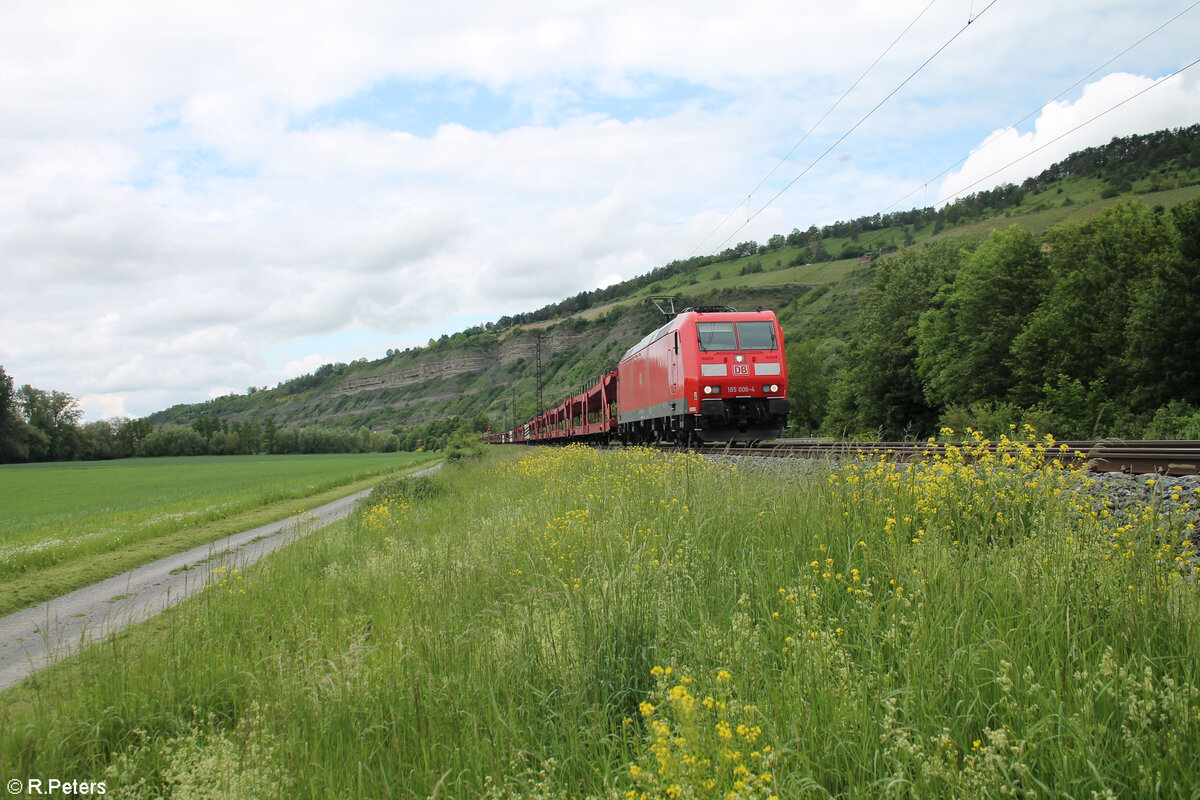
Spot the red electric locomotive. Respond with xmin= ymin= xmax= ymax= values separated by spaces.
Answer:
xmin=485 ymin=305 xmax=789 ymax=445
xmin=616 ymin=306 xmax=788 ymax=443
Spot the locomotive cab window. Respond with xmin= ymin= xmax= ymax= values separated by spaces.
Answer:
xmin=735 ymin=321 xmax=777 ymax=350
xmin=697 ymin=322 xmax=737 ymax=351
xmin=698 ymin=321 xmax=777 ymax=351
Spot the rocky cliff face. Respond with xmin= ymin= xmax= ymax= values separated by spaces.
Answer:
xmin=333 ymin=351 xmax=493 ymax=396
xmin=333 ymin=328 xmax=595 ymax=397
xmin=497 ymin=329 xmax=592 ymax=366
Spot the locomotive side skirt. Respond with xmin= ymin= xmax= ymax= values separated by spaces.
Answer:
xmin=617 ymin=399 xmax=688 ymax=423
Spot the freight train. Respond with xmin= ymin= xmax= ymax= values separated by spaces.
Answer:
xmin=485 ymin=306 xmax=789 ymax=445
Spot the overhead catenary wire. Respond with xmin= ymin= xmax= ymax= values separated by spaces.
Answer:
xmin=874 ymin=0 xmax=1200 ymax=218
xmin=688 ymin=0 xmax=941 ymax=258
xmin=708 ymin=0 xmax=1001 ymax=256
xmin=761 ymin=58 xmax=1196 ymax=350
xmin=932 ymin=55 xmax=1200 ymax=207
xmin=846 ymin=59 xmax=1200 ymax=257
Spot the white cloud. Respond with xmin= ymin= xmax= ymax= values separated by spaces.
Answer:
xmin=78 ymin=393 xmax=130 ymax=421
xmin=281 ymin=354 xmax=335 ymax=379
xmin=938 ymin=71 xmax=1200 ymax=203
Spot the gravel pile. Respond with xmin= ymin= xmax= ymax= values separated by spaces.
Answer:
xmin=1080 ymin=471 xmax=1200 ymax=517
xmin=1073 ymin=472 xmax=1200 ymax=544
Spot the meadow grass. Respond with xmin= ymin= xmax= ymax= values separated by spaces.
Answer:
xmin=0 ymin=453 xmax=437 ymax=615
xmin=1 ymin=440 xmax=1198 ymax=799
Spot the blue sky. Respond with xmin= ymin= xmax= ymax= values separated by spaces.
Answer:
xmin=296 ymin=74 xmax=730 ymax=136
xmin=0 ymin=0 xmax=1197 ymax=420
xmin=298 ymin=77 xmax=522 ymax=136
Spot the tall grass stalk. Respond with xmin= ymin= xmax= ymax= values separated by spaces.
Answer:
xmin=1 ymin=438 xmax=1198 ymax=799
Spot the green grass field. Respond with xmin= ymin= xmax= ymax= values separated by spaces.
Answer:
xmin=2 ymin=442 xmax=1198 ymax=798
xmin=0 ymin=452 xmax=437 ymax=615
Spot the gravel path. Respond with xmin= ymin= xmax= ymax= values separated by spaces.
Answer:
xmin=0 ymin=464 xmax=440 ymax=691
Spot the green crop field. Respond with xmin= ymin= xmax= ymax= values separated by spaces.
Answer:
xmin=3 ymin=443 xmax=1198 ymax=798
xmin=0 ymin=452 xmax=437 ymax=615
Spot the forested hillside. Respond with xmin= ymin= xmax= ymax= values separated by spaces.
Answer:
xmin=3 ymin=124 xmax=1199 ymax=461
xmin=808 ymin=198 xmax=1200 ymax=440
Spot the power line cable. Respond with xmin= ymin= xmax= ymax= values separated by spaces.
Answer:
xmin=875 ymin=0 xmax=1200 ymax=217
xmin=709 ymin=0 xmax=1001 ymax=255
xmin=932 ymin=56 xmax=1200 ymax=206
xmin=849 ymin=52 xmax=1200 ymax=258
xmin=745 ymin=2 xmax=941 ymax=210
xmin=688 ymin=0 xmax=941 ymax=258
xmin=775 ymin=0 xmax=1198 ymax=261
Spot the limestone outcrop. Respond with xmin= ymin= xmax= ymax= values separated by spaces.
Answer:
xmin=333 ymin=329 xmax=593 ymax=396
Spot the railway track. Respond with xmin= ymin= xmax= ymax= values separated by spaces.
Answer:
xmin=681 ymin=439 xmax=1200 ymax=476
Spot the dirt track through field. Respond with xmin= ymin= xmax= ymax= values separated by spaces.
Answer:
xmin=0 ymin=464 xmax=440 ymax=692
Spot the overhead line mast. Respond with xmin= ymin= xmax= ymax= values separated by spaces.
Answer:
xmin=536 ymin=332 xmax=544 ymax=416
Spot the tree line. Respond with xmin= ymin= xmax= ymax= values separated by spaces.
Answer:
xmin=134 ymin=412 xmax=489 ymax=457
xmin=0 ymin=369 xmax=151 ymax=462
xmin=790 ymin=197 xmax=1200 ymax=440
xmin=1022 ymin=123 xmax=1200 ymax=194
xmin=0 ymin=368 xmax=491 ymax=463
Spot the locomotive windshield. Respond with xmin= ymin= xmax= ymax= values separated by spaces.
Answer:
xmin=697 ymin=321 xmax=777 ymax=351
xmin=735 ymin=321 xmax=777 ymax=350
xmin=697 ymin=322 xmax=736 ymax=350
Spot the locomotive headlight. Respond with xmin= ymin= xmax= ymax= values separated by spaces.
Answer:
xmin=703 ymin=385 xmax=719 ymax=395
xmin=765 ymin=384 xmax=779 ymax=393
xmin=703 ymin=385 xmax=712 ymax=395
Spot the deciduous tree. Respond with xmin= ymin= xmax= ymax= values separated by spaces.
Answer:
xmin=17 ymin=384 xmax=83 ymax=461
xmin=916 ymin=227 xmax=1048 ymax=407
xmin=1123 ymin=198 xmax=1200 ymax=408
xmin=1010 ymin=201 xmax=1175 ymax=410
xmin=0 ymin=366 xmax=34 ymax=462
xmin=825 ymin=242 xmax=963 ymax=438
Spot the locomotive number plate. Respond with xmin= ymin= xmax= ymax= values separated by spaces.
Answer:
xmin=731 ymin=386 xmax=754 ymax=394
xmin=732 ymin=364 xmax=750 ymax=376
